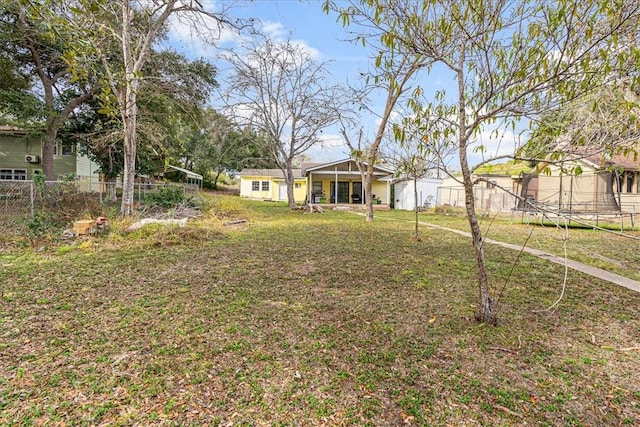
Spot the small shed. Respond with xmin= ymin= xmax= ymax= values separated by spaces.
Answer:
xmin=166 ymin=165 xmax=203 ymax=188
xmin=394 ymin=177 xmax=442 ymax=211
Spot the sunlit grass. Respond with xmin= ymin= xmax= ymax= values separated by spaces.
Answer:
xmin=1 ymin=195 xmax=638 ymax=425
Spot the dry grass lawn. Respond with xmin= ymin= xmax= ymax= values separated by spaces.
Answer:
xmin=1 ymin=196 xmax=639 ymax=426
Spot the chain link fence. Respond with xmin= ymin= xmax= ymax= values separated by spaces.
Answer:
xmin=0 ymin=178 xmax=200 ymax=228
xmin=437 ymin=185 xmax=517 ymax=213
xmin=0 ymin=181 xmax=34 ymax=224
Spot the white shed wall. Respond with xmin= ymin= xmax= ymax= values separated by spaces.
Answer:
xmin=395 ymin=178 xmax=442 ymax=210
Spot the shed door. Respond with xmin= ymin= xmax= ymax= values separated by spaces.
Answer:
xmin=279 ymin=183 xmax=287 ymax=200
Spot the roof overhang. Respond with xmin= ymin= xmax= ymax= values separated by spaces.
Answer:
xmin=168 ymin=165 xmax=203 ymax=181
xmin=304 ymin=158 xmax=394 ymax=175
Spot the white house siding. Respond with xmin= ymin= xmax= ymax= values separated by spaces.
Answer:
xmin=75 ymin=154 xmax=100 ymax=191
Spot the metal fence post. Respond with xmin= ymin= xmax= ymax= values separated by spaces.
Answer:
xmin=30 ymin=181 xmax=34 ymax=217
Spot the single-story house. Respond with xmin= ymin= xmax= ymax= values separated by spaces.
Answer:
xmin=303 ymin=159 xmax=394 ymax=205
xmin=238 ymin=168 xmax=308 ymax=203
xmin=0 ymin=125 xmax=99 ymax=189
xmin=238 ymin=158 xmax=395 ymax=205
xmin=435 ymin=152 xmax=640 ymax=215
xmin=394 ymin=177 xmax=443 ymax=211
xmin=518 ymin=152 xmax=640 ymax=213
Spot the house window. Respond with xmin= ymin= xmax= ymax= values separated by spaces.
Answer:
xmin=0 ymin=169 xmax=27 ymax=181
xmin=53 ymin=142 xmax=75 ymax=156
xmin=61 ymin=144 xmax=75 ymax=156
xmin=312 ymin=181 xmax=322 ymax=192
xmin=626 ymin=172 xmax=634 ymax=193
xmin=251 ymin=181 xmax=260 ymax=191
xmin=294 ymin=182 xmax=301 ymax=189
xmin=261 ymin=181 xmax=269 ymax=191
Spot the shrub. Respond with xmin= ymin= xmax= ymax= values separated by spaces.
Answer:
xmin=143 ymin=185 xmax=198 ymax=209
xmin=24 ymin=211 xmax=60 ymax=240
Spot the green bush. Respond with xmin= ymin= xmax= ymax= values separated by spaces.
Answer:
xmin=24 ymin=211 xmax=60 ymax=240
xmin=143 ymin=186 xmax=197 ymax=209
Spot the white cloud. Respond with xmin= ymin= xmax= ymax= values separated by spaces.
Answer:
xmin=260 ymin=20 xmax=287 ymax=39
xmin=466 ymin=126 xmax=521 ymax=167
xmin=257 ymin=20 xmax=322 ymax=61
xmin=167 ymin=8 xmax=241 ymax=57
xmin=318 ymin=132 xmax=346 ymax=149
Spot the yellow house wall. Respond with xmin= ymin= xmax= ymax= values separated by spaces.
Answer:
xmin=271 ymin=179 xmax=307 ymax=203
xmin=239 ymin=176 xmax=273 ymax=199
xmin=309 ymin=178 xmax=388 ymax=203
xmin=371 ymin=181 xmax=387 ymax=203
xmin=240 ymin=176 xmax=306 ymax=203
xmin=314 ymin=179 xmax=330 ymax=201
xmin=310 ymin=178 xmax=340 ymax=202
xmin=294 ymin=180 xmax=307 ymax=202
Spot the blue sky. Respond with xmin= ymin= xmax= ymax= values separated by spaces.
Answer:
xmin=166 ymin=0 xmax=522 ymax=169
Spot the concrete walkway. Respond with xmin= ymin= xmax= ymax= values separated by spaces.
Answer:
xmin=414 ymin=220 xmax=640 ymax=294
xmin=355 ymin=212 xmax=640 ymax=293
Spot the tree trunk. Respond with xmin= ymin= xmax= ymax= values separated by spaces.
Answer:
xmin=285 ymin=160 xmax=296 ymax=209
xmin=213 ymin=170 xmax=221 ymax=190
xmin=413 ymin=178 xmax=419 ymax=239
xmin=364 ymin=166 xmax=374 ymax=222
xmin=464 ymin=175 xmax=496 ymax=324
xmin=41 ymin=126 xmax=56 ymax=181
xmin=121 ymin=79 xmax=138 ymax=215
xmin=460 ymin=135 xmax=495 ymax=324
xmin=41 ymin=93 xmax=92 ymax=181
xmin=120 ymin=1 xmax=138 ymax=216
xmin=121 ymin=125 xmax=137 ymax=215
xmin=457 ymin=42 xmax=496 ymax=324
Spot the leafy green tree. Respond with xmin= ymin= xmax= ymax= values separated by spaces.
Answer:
xmin=66 ymin=0 xmax=239 ymax=215
xmin=181 ymin=110 xmax=277 ymax=189
xmin=1 ymin=1 xmax=95 ymax=179
xmin=64 ymin=48 xmax=218 ymax=184
xmin=330 ymin=0 xmax=640 ymax=324
xmin=523 ymin=85 xmax=640 ymax=167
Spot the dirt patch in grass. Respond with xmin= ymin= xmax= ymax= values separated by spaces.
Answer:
xmin=1 ymin=197 xmax=639 ymax=425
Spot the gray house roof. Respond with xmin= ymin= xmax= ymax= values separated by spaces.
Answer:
xmin=0 ymin=125 xmax=27 ymax=135
xmin=302 ymin=158 xmax=394 ymax=175
xmin=238 ymin=168 xmax=304 ymax=179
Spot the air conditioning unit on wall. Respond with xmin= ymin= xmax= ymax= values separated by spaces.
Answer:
xmin=25 ymin=154 xmax=40 ymax=163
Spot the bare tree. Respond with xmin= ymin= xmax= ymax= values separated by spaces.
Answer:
xmin=72 ymin=0 xmax=238 ymax=215
xmin=324 ymin=1 xmax=427 ymax=221
xmin=330 ymin=0 xmax=640 ymax=324
xmin=386 ymin=118 xmax=455 ymax=239
xmin=223 ymin=35 xmax=341 ymax=208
